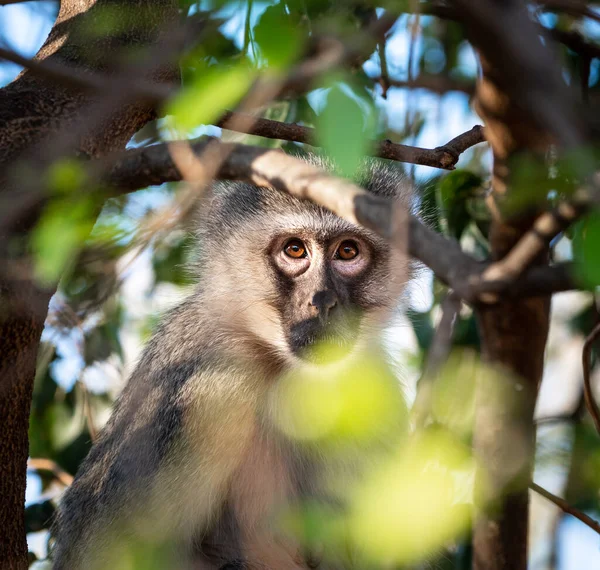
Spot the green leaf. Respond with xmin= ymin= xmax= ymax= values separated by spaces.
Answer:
xmin=253 ymin=2 xmax=305 ymax=68
xmin=31 ymin=196 xmax=97 ymax=285
xmin=316 ymin=83 xmax=376 ymax=179
xmin=48 ymin=159 xmax=88 ymax=194
xmin=167 ymin=63 xmax=255 ymax=132
xmin=436 ymin=170 xmax=483 ymax=240
xmin=572 ymin=211 xmax=600 ymax=288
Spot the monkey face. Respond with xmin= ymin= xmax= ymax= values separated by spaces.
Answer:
xmin=265 ymin=226 xmax=390 ymax=363
xmin=198 ymin=164 xmax=409 ymax=367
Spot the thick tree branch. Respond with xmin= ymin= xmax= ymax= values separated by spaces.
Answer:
xmin=481 ymin=196 xmax=587 ymax=295
xmin=0 ymin=2 xmax=181 ymax=568
xmin=0 ymin=46 xmax=174 ymax=103
xmin=450 ymin=3 xmax=574 ymax=570
xmin=101 ymin=138 xmax=577 ymax=303
xmin=217 ymin=111 xmax=485 ymax=170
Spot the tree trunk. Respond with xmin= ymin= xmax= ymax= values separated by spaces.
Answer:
xmin=470 ymin=56 xmax=551 ymax=570
xmin=0 ymin=1 xmax=178 ymax=567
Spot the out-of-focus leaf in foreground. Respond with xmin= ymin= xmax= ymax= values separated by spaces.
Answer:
xmin=572 ymin=211 xmax=600 ymax=288
xmin=348 ymin=429 xmax=475 ymax=565
xmin=271 ymin=347 xmax=407 ymax=445
xmin=316 ymin=82 xmax=376 ymax=179
xmin=31 ymin=160 xmax=97 ymax=285
xmin=254 ymin=2 xmax=305 ymax=68
xmin=166 ymin=62 xmax=255 ymax=133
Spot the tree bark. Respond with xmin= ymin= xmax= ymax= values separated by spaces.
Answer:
xmin=470 ymin=47 xmax=552 ymax=570
xmin=447 ymin=1 xmax=577 ymax=568
xmin=0 ymin=1 xmax=178 ymax=567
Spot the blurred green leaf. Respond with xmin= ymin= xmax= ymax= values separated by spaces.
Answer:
xmin=572 ymin=211 xmax=600 ymax=288
xmin=273 ymin=349 xmax=407 ymax=445
xmin=436 ymin=170 xmax=483 ymax=240
xmin=254 ymin=2 xmax=305 ymax=68
xmin=31 ymin=196 xmax=97 ymax=285
xmin=48 ymin=159 xmax=88 ymax=194
xmin=167 ymin=62 xmax=255 ymax=132
xmin=316 ymin=82 xmax=376 ymax=179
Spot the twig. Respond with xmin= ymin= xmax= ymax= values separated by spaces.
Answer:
xmin=27 ymin=458 xmax=73 ymax=487
xmin=582 ymin=322 xmax=600 ymax=435
xmin=535 ymin=0 xmax=600 ymax=24
xmin=412 ymin=291 xmax=462 ymax=427
xmin=0 ymin=46 xmax=173 ymax=103
xmin=217 ymin=111 xmax=486 ymax=170
xmin=547 ymin=27 xmax=600 ymax=61
xmin=371 ymin=74 xmax=475 ymax=95
xmin=530 ymin=481 xmax=600 ymax=534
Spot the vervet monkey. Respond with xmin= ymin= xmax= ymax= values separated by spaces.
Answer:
xmin=52 ymin=155 xmax=412 ymax=570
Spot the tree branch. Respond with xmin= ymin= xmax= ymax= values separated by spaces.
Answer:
xmin=217 ymin=111 xmax=486 ymax=170
xmin=100 ymin=138 xmax=578 ymax=303
xmin=412 ymin=291 xmax=462 ymax=427
xmin=535 ymin=0 xmax=600 ymax=24
xmin=370 ymin=74 xmax=476 ymax=95
xmin=480 ymin=196 xmax=587 ymax=297
xmin=106 ymin=138 xmax=399 ymax=235
xmin=0 ymin=46 xmax=173 ymax=103
xmin=530 ymin=482 xmax=600 ymax=534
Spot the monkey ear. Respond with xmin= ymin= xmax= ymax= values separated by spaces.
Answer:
xmin=297 ymin=152 xmax=413 ymax=204
xmin=358 ymin=158 xmax=414 ymax=206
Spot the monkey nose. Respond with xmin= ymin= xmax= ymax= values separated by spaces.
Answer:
xmin=310 ymin=290 xmax=338 ymax=321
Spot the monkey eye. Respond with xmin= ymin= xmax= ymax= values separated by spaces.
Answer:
xmin=283 ymin=238 xmax=307 ymax=259
xmin=336 ymin=240 xmax=359 ymax=260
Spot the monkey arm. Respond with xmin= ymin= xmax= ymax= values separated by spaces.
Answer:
xmin=51 ymin=338 xmax=260 ymax=570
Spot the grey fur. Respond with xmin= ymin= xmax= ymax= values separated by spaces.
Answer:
xmin=51 ymin=155 xmax=412 ymax=570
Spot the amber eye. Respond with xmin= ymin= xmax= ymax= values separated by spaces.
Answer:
xmin=284 ymin=239 xmax=307 ymax=259
xmin=336 ymin=240 xmax=359 ymax=260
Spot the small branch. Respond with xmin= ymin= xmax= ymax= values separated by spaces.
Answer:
xmin=371 ymin=74 xmax=476 ymax=95
xmin=412 ymin=292 xmax=462 ymax=427
xmin=217 ymin=111 xmax=486 ymax=170
xmin=535 ymin=0 xmax=600 ymax=24
xmin=530 ymin=482 xmax=600 ymax=534
xmin=547 ymin=27 xmax=600 ymax=61
xmin=27 ymin=458 xmax=73 ymax=487
xmin=582 ymin=322 xmax=600 ymax=435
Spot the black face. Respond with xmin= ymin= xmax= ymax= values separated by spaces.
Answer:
xmin=268 ymin=232 xmax=384 ymax=363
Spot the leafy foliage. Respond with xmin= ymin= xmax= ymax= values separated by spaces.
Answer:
xmin=14 ymin=1 xmax=600 ymax=568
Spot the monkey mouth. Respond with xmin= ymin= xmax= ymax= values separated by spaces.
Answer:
xmin=288 ymin=318 xmax=358 ymax=364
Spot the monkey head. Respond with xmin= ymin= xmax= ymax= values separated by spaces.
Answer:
xmin=195 ymin=156 xmax=409 ymax=367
